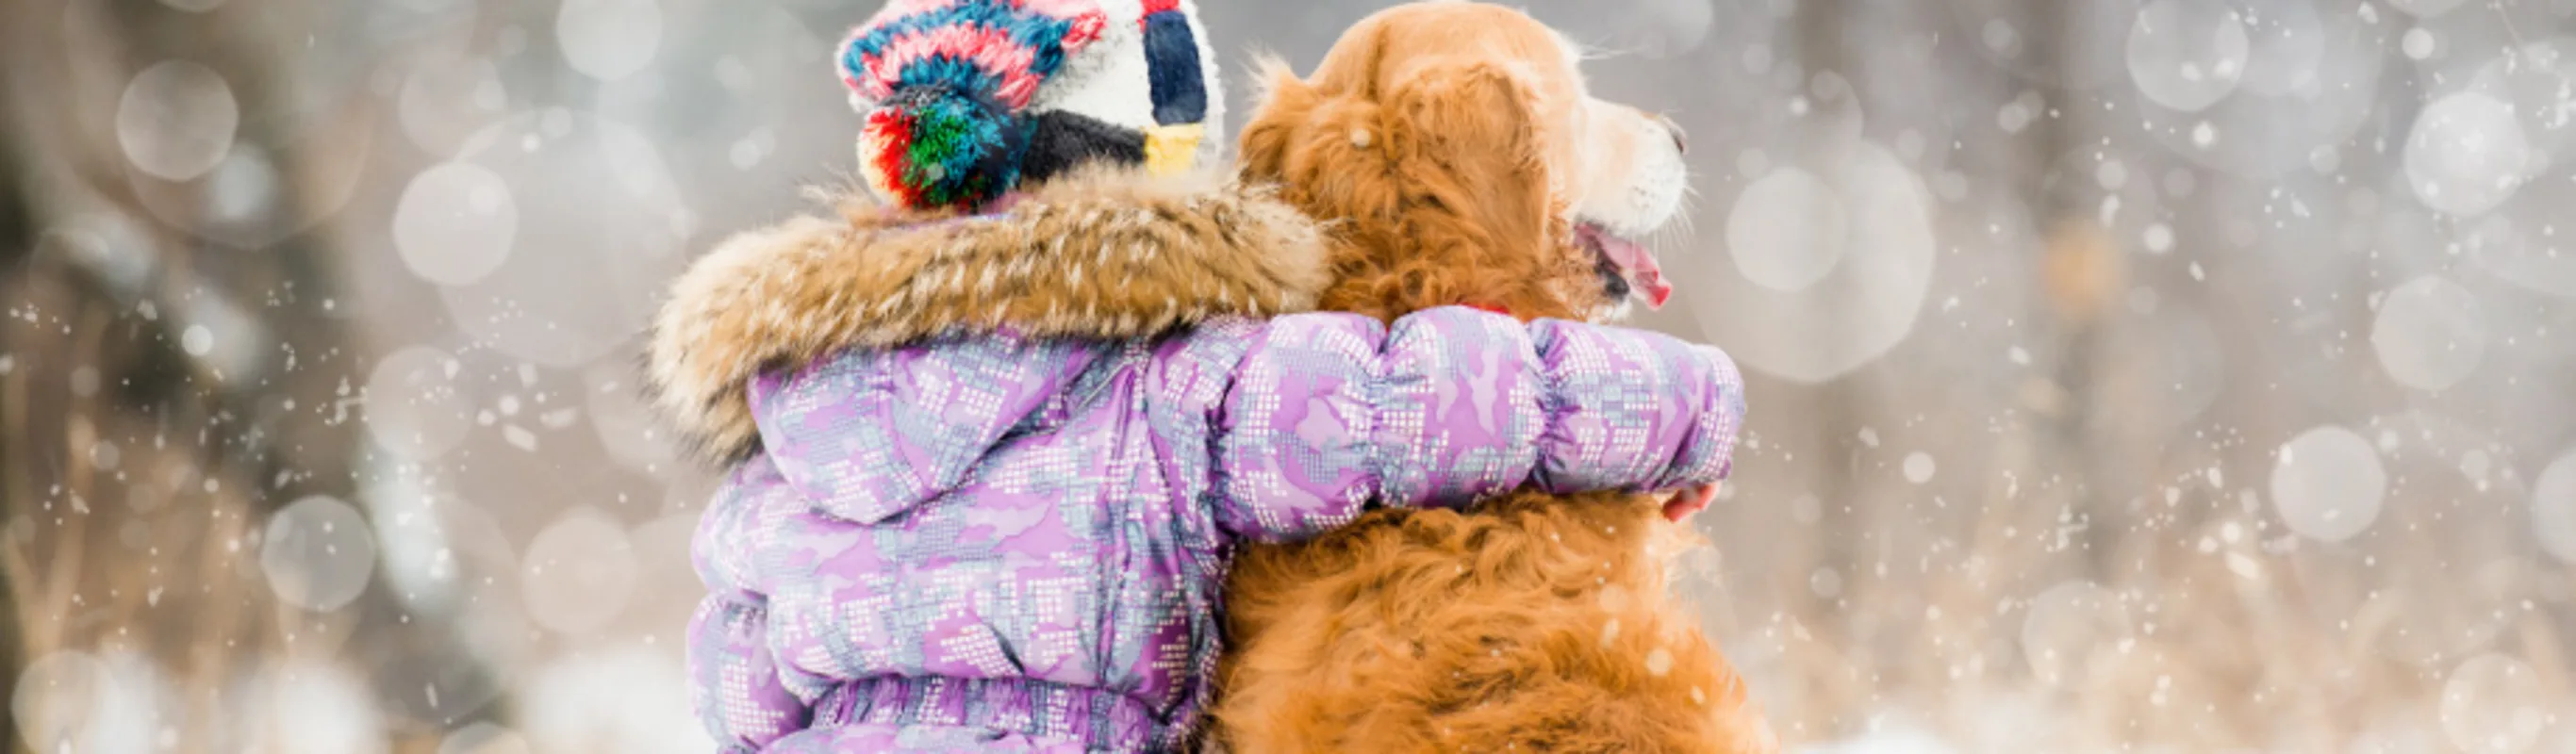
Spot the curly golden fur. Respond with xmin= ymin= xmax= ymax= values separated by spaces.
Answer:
xmin=1214 ymin=4 xmax=1773 ymax=752
xmin=1230 ymin=20 xmax=1600 ymax=322
xmin=1220 ymin=492 xmax=1769 ymax=753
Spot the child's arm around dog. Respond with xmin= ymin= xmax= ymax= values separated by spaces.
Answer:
xmin=1207 ymin=304 xmax=1742 ymax=540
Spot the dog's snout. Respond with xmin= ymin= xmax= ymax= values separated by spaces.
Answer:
xmin=1657 ymin=115 xmax=1688 ymax=155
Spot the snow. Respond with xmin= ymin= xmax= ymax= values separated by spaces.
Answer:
xmin=1903 ymin=452 xmax=1937 ymax=484
xmin=2403 ymin=27 xmax=2438 ymax=60
xmin=179 ymin=324 xmax=212 ymax=356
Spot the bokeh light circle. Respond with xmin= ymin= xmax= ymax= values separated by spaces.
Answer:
xmin=2269 ymin=426 xmax=2386 ymax=543
xmin=2021 ymin=582 xmax=2133 ymax=687
xmin=2138 ymin=5 xmax=2384 ymax=179
xmin=520 ymin=643 xmax=713 ymax=753
xmin=2533 ymin=450 xmax=2576 ymax=565
xmin=2370 ymin=276 xmax=2488 ymax=392
xmin=2404 ymin=28 xmax=2440 ymax=60
xmin=394 ymin=162 xmax=520 ymax=287
xmin=1698 ymin=138 xmax=1936 ymax=383
xmin=1727 ymin=167 xmax=1850 ymax=291
xmin=2124 ymin=0 xmax=2251 ymax=112
xmin=239 ymin=663 xmax=388 ymax=754
xmin=521 ymin=507 xmax=638 ymax=635
xmin=400 ymin=51 xmax=511 ymax=156
xmin=116 ymin=59 xmax=239 ymax=181
xmin=181 ymin=324 xmax=213 ymax=356
xmin=2233 ymin=0 xmax=2325 ymax=98
xmin=12 ymin=650 xmax=106 ymax=752
xmin=2389 ymin=0 xmax=2468 ymax=18
xmin=586 ymin=363 xmax=676 ymax=471
xmin=2440 ymin=654 xmax=2552 ymax=753
xmin=9 ymin=649 xmax=180 ymax=752
xmin=437 ymin=111 xmax=689 ymax=368
xmin=2406 ymin=92 xmax=2535 ymax=218
xmin=363 ymin=346 xmax=474 ymax=461
xmin=260 ymin=495 xmax=379 ymax=612
xmin=2469 ymin=40 xmax=2576 ymax=163
xmin=557 ymin=0 xmax=664 ymax=81
xmin=1904 ymin=452 xmax=1937 ymax=484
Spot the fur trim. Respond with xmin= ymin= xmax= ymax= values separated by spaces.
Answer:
xmin=649 ymin=166 xmax=1331 ymax=460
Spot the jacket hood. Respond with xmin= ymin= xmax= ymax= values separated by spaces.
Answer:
xmin=649 ymin=166 xmax=1332 ymax=461
xmin=752 ymin=337 xmax=1107 ymax=527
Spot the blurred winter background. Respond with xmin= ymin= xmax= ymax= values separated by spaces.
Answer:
xmin=6 ymin=0 xmax=2576 ymax=751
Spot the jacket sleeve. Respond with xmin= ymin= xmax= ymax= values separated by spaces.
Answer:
xmin=1209 ymin=306 xmax=1745 ymax=542
xmin=685 ymin=458 xmax=813 ymax=752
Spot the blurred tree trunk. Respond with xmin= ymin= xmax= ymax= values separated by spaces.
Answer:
xmin=2019 ymin=0 xmax=2122 ymax=569
xmin=0 ymin=1 xmax=486 ymax=750
xmin=1793 ymin=0 xmax=1860 ymax=596
xmin=0 ymin=95 xmax=34 ymax=754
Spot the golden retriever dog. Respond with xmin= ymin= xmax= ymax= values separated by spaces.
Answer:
xmin=1213 ymin=3 xmax=1775 ymax=752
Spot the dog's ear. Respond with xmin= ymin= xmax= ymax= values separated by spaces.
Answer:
xmin=1238 ymin=56 xmax=1323 ymax=187
xmin=1374 ymin=60 xmax=1582 ymax=320
xmin=1240 ymin=57 xmax=1585 ymax=322
xmin=1239 ymin=57 xmax=1401 ymax=221
xmin=1384 ymin=61 xmax=1560 ymax=254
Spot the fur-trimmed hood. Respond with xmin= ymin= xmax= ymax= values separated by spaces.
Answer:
xmin=649 ymin=167 xmax=1332 ymax=460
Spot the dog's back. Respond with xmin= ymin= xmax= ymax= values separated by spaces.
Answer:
xmin=1218 ymin=490 xmax=1767 ymax=752
xmin=1216 ymin=5 xmax=1774 ymax=751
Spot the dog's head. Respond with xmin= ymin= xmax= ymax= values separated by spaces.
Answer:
xmin=1239 ymin=1 xmax=1689 ymax=321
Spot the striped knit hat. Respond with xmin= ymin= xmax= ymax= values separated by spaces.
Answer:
xmin=838 ymin=0 xmax=1220 ymax=211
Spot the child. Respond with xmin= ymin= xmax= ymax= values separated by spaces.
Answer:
xmin=651 ymin=1 xmax=1748 ymax=751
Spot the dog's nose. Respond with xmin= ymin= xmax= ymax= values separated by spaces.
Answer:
xmin=1659 ymin=115 xmax=1689 ymax=155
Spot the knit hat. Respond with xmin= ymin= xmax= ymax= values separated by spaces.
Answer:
xmin=837 ymin=0 xmax=1222 ymax=211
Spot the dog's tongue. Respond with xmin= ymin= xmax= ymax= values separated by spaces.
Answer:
xmin=1596 ymin=233 xmax=1673 ymax=308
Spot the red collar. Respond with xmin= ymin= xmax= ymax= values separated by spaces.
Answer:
xmin=1461 ymin=303 xmax=1512 ymax=316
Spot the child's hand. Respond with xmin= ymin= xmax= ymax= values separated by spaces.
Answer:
xmin=1663 ymin=483 xmax=1717 ymax=522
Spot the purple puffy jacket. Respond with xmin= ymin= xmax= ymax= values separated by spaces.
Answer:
xmin=649 ymin=171 xmax=1746 ymax=752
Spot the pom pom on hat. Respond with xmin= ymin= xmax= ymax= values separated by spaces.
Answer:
xmin=838 ymin=0 xmax=1107 ymax=210
xmin=835 ymin=0 xmax=1220 ymax=211
xmin=859 ymin=87 xmax=1031 ymax=209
